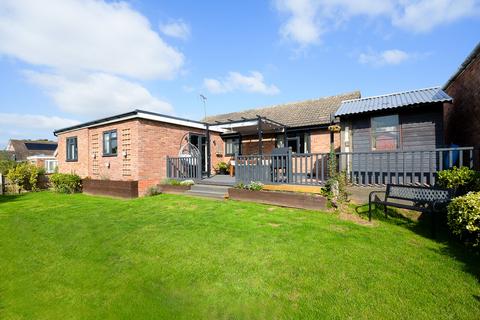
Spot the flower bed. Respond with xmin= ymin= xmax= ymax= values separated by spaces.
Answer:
xmin=228 ymin=188 xmax=327 ymax=211
xmin=157 ymin=184 xmax=192 ymax=194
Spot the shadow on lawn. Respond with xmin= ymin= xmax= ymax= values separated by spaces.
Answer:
xmin=0 ymin=193 xmax=24 ymax=205
xmin=355 ymin=203 xmax=480 ymax=284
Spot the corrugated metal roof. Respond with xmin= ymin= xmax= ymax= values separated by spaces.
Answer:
xmin=335 ymin=87 xmax=452 ymax=117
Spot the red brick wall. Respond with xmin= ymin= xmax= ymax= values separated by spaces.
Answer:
xmin=136 ymin=119 xmax=224 ymax=195
xmin=311 ymin=130 xmax=339 ymax=153
xmin=444 ymin=53 xmax=480 ymax=148
xmin=57 ymin=128 xmax=90 ymax=177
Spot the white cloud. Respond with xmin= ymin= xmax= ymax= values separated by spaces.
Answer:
xmin=0 ymin=0 xmax=184 ymax=80
xmin=204 ymin=71 xmax=280 ymax=95
xmin=275 ymin=0 xmax=322 ymax=46
xmin=159 ymin=19 xmax=191 ymax=40
xmin=393 ymin=0 xmax=478 ymax=33
xmin=274 ymin=0 xmax=478 ymax=47
xmin=25 ymin=71 xmax=173 ymax=117
xmin=0 ymin=113 xmax=80 ymax=131
xmin=359 ymin=49 xmax=410 ymax=66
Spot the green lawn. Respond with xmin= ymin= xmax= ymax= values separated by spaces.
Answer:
xmin=0 ymin=192 xmax=479 ymax=319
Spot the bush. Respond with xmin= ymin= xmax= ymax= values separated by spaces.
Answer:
xmin=180 ymin=179 xmax=195 ymax=186
xmin=447 ymin=192 xmax=480 ymax=247
xmin=50 ymin=173 xmax=82 ymax=194
xmin=0 ymin=160 xmax=16 ymax=175
xmin=215 ymin=162 xmax=229 ymax=175
xmin=161 ymin=178 xmax=182 ymax=186
xmin=6 ymin=162 xmax=39 ymax=192
xmin=235 ymin=181 xmax=264 ymax=191
xmin=437 ymin=167 xmax=480 ymax=195
xmin=146 ymin=185 xmax=162 ymax=196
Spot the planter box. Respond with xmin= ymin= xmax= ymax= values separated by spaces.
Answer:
xmin=157 ymin=184 xmax=191 ymax=194
xmin=83 ymin=179 xmax=138 ymax=198
xmin=228 ymin=188 xmax=327 ymax=211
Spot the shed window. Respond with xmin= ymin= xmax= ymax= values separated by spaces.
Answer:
xmin=103 ymin=130 xmax=118 ymax=156
xmin=66 ymin=137 xmax=78 ymax=161
xmin=225 ymin=138 xmax=240 ymax=156
xmin=371 ymin=115 xmax=399 ymax=151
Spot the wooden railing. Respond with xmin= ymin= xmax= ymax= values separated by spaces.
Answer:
xmin=235 ymin=147 xmax=476 ymax=186
xmin=166 ymin=155 xmax=202 ymax=180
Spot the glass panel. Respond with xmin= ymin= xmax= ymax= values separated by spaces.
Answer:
xmin=104 ymin=133 xmax=110 ymax=154
xmin=371 ymin=115 xmax=399 ymax=151
xmin=111 ymin=133 xmax=117 ymax=154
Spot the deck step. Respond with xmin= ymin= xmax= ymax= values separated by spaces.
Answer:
xmin=184 ymin=183 xmax=230 ymax=199
xmin=184 ymin=190 xmax=227 ymax=199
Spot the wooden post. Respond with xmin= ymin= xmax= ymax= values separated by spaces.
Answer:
xmin=0 ymin=173 xmax=3 ymax=195
xmin=206 ymin=124 xmax=211 ymax=178
xmin=257 ymin=116 xmax=263 ymax=155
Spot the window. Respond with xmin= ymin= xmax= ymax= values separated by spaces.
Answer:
xmin=225 ymin=138 xmax=240 ymax=156
xmin=371 ymin=115 xmax=399 ymax=151
xmin=276 ymin=132 xmax=310 ymax=153
xmin=103 ymin=130 xmax=118 ymax=156
xmin=66 ymin=137 xmax=78 ymax=161
xmin=45 ymin=160 xmax=58 ymax=174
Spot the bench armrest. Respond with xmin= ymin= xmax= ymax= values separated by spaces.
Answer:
xmin=369 ymin=191 xmax=386 ymax=203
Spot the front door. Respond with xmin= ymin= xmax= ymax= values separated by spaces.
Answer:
xmin=189 ymin=133 xmax=207 ymax=175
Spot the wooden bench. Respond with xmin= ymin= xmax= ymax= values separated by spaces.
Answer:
xmin=369 ymin=184 xmax=454 ymax=235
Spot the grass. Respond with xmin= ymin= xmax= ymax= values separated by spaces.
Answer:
xmin=0 ymin=192 xmax=479 ymax=319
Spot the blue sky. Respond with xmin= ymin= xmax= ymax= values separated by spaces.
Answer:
xmin=0 ymin=0 xmax=479 ymax=148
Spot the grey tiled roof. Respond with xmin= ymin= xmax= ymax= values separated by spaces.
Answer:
xmin=204 ymin=91 xmax=361 ymax=128
xmin=7 ymin=139 xmax=57 ymax=161
xmin=335 ymin=87 xmax=452 ymax=117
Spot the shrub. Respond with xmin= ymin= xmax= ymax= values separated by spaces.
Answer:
xmin=215 ymin=162 xmax=229 ymax=175
xmin=6 ymin=162 xmax=39 ymax=192
xmin=437 ymin=167 xmax=480 ymax=195
xmin=447 ymin=192 xmax=480 ymax=247
xmin=0 ymin=160 xmax=16 ymax=175
xmin=146 ymin=185 xmax=162 ymax=196
xmin=180 ymin=179 xmax=195 ymax=186
xmin=235 ymin=181 xmax=263 ymax=191
xmin=161 ymin=178 xmax=182 ymax=186
xmin=50 ymin=173 xmax=82 ymax=194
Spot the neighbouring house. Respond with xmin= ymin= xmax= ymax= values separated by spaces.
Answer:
xmin=334 ymin=87 xmax=465 ymax=185
xmin=53 ymin=92 xmax=359 ymax=196
xmin=443 ymin=42 xmax=480 ymax=158
xmin=5 ymin=139 xmax=58 ymax=173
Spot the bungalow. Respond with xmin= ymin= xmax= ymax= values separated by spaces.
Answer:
xmin=6 ymin=139 xmax=58 ymax=173
xmin=53 ymin=91 xmax=359 ymax=196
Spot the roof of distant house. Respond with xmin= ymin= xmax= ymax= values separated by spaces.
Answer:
xmin=6 ymin=139 xmax=57 ymax=161
xmin=204 ymin=91 xmax=361 ymax=128
xmin=335 ymin=87 xmax=452 ymax=117
xmin=444 ymin=42 xmax=480 ymax=90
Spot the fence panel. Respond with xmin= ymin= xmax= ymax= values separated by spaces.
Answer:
xmin=166 ymin=155 xmax=202 ymax=180
xmin=233 ymin=147 xmax=475 ymax=187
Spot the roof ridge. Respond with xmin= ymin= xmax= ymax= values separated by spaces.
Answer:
xmin=341 ymin=86 xmax=441 ymax=104
xmin=204 ymin=90 xmax=361 ymax=120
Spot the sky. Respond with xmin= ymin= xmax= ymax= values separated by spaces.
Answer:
xmin=0 ymin=0 xmax=479 ymax=148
